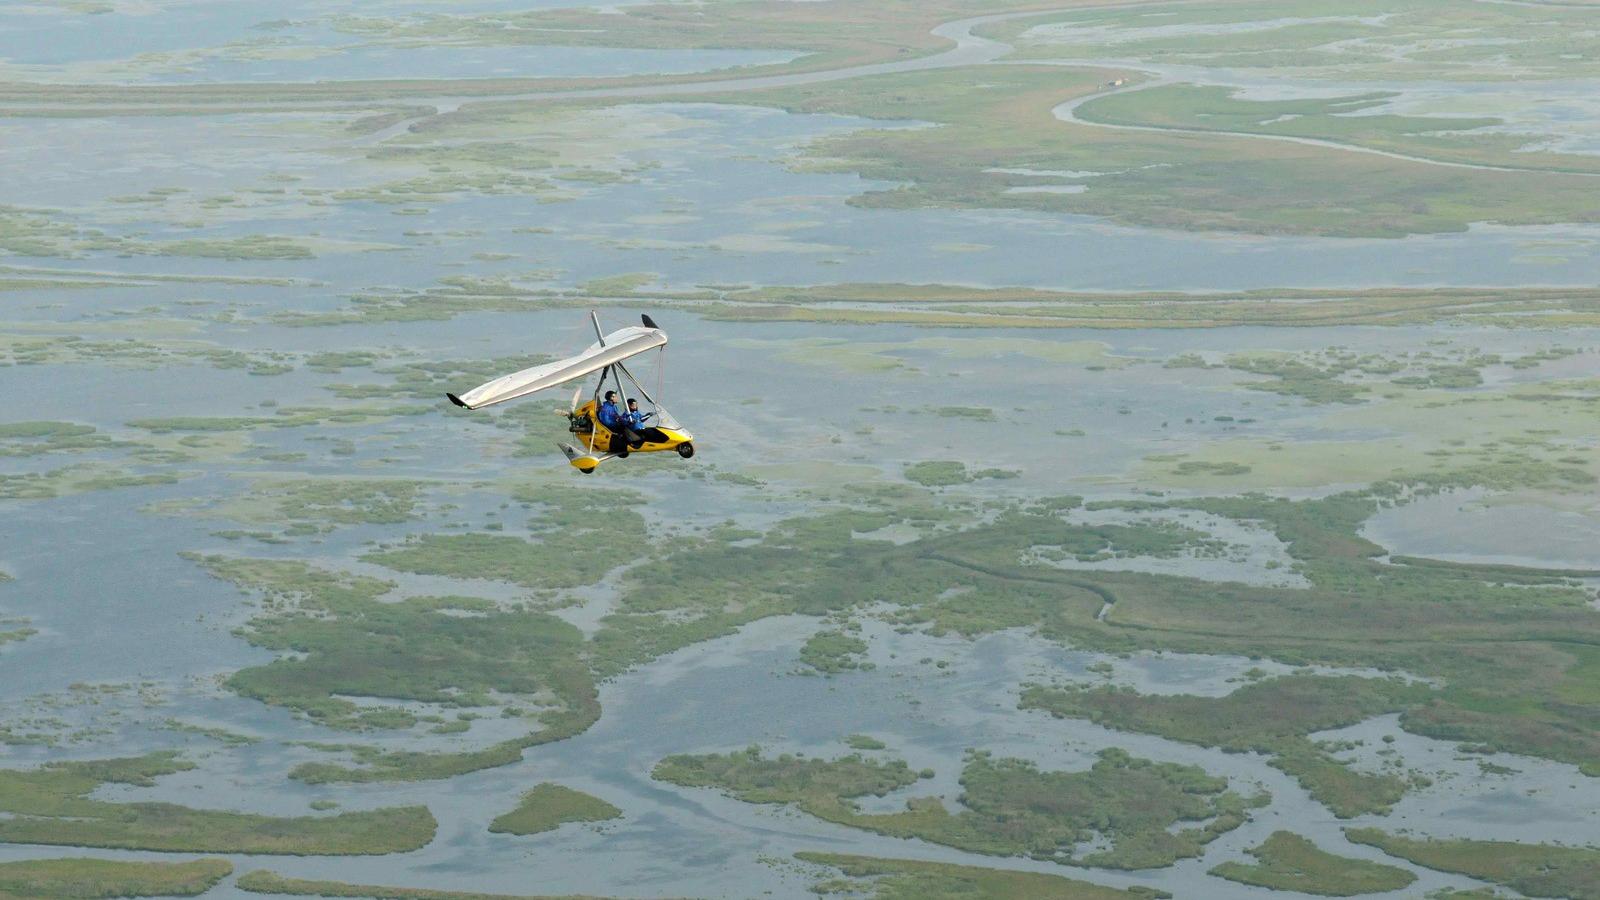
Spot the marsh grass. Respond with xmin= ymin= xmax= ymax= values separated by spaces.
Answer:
xmin=655 ymin=746 xmax=1261 ymax=869
xmin=797 ymin=852 xmax=1167 ymax=899
xmin=1209 ymin=831 xmax=1416 ymax=895
xmin=488 ymin=783 xmax=621 ymax=836
xmin=0 ymin=753 xmax=434 ymax=854
xmin=0 ymin=857 xmax=232 ymax=899
xmin=1345 ymin=829 xmax=1600 ymax=900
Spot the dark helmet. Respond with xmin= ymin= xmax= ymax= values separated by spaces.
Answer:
xmin=604 ymin=390 xmax=616 ymax=401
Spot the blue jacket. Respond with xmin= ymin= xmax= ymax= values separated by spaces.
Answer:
xmin=598 ymin=400 xmax=622 ymax=429
xmin=626 ymin=410 xmax=650 ymax=429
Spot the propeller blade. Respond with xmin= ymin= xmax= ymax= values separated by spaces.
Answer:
xmin=570 ymin=385 xmax=582 ymax=412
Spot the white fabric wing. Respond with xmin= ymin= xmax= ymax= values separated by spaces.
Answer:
xmin=449 ymin=325 xmax=666 ymax=410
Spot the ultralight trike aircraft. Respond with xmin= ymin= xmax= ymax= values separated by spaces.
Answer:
xmin=447 ymin=312 xmax=694 ymax=473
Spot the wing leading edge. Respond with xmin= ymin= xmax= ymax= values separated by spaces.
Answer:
xmin=448 ymin=325 xmax=666 ymax=410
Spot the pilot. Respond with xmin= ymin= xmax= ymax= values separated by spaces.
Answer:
xmin=625 ymin=398 xmax=652 ymax=430
xmin=624 ymin=398 xmax=656 ymax=448
xmin=598 ymin=391 xmax=623 ymax=430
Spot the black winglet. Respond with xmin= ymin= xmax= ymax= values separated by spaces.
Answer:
xmin=446 ymin=393 xmax=468 ymax=408
xmin=641 ymin=314 xmax=658 ymax=329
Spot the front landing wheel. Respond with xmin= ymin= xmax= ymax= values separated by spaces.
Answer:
xmin=676 ymin=442 xmax=695 ymax=459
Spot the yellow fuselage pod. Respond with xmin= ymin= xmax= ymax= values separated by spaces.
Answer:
xmin=568 ymin=400 xmax=693 ymax=470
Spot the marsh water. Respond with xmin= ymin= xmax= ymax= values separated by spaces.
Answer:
xmin=3 ymin=2 xmax=1600 ymax=898
xmin=10 ymin=103 xmax=1600 ymax=292
xmin=5 ymin=307 xmax=1598 ymax=897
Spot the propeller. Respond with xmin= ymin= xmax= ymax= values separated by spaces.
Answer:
xmin=570 ymin=385 xmax=583 ymax=413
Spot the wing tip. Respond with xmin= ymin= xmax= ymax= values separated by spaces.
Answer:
xmin=446 ymin=393 xmax=468 ymax=408
xmin=642 ymin=313 xmax=658 ymax=329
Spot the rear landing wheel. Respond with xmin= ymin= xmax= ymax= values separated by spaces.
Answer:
xmin=677 ymin=442 xmax=695 ymax=459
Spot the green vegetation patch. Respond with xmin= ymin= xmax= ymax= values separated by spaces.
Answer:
xmin=0 ymin=205 xmax=104 ymax=258
xmin=258 ymin=479 xmax=422 ymax=524
xmin=988 ymin=0 xmax=1600 ymax=83
xmin=0 ymin=465 xmax=181 ymax=501
xmin=654 ymin=746 xmax=918 ymax=805
xmin=1170 ymin=461 xmax=1251 ymax=477
xmin=1139 ymin=377 xmax=1600 ymax=491
xmin=906 ymin=461 xmax=970 ymax=487
xmin=931 ymin=406 xmax=998 ymax=421
xmin=363 ymin=483 xmax=647 ymax=590
xmin=488 ymin=783 xmax=621 ymax=835
xmin=1030 ymin=520 xmax=1226 ymax=563
xmin=587 ymin=507 xmax=913 ymax=679
xmin=272 ymin=279 xmax=570 ymax=326
xmin=675 ymin=440 xmax=1600 ymax=779
xmin=690 ymin=65 xmax=1600 ymax=238
xmin=1022 ymin=675 xmax=1429 ymax=818
xmin=274 ymin=274 xmax=1600 ymax=332
xmin=1077 ymin=85 xmax=1600 ymax=175
xmin=880 ymin=482 xmax=1600 ymax=785
xmin=1195 ymin=346 xmax=1506 ymax=406
xmin=905 ymin=461 xmax=1016 ymax=487
xmin=1346 ymin=829 xmax=1600 ymax=900
xmin=655 ymin=746 xmax=1258 ymax=869
xmin=1220 ymin=352 xmax=1372 ymax=405
xmin=363 ymin=533 xmax=600 ymax=589
xmin=0 ymin=331 xmax=295 ymax=375
xmin=322 ymin=0 xmax=1004 ymax=84
xmin=585 ymin=470 xmax=1600 ymax=789
xmin=313 ymin=104 xmax=686 ymax=211
xmin=190 ymin=557 xmax=599 ymax=783
xmin=797 ymin=852 xmax=1167 ymax=899
xmin=325 ymin=354 xmax=551 ymax=400
xmin=183 ymin=449 xmax=1600 ymax=795
xmin=0 ymin=422 xmax=116 ymax=458
xmin=236 ymin=870 xmax=609 ymax=899
xmin=694 ymin=283 xmax=1600 ymax=330
xmin=0 ymin=205 xmax=348 ymax=260
xmin=132 ymin=235 xmax=315 ymax=260
xmin=128 ymin=405 xmax=425 ymax=434
xmin=177 ymin=482 xmax=663 ymax=784
xmin=0 ymin=857 xmax=232 ymax=899
xmin=1209 ymin=831 xmax=1416 ymax=895
xmin=304 ymin=351 xmax=382 ymax=373
xmin=156 ymin=478 xmax=427 ymax=533
xmin=292 ymin=738 xmax=563 ymax=786
xmin=160 ymin=719 xmax=258 ymax=745
xmin=0 ymin=753 xmax=434 ymax=854
xmin=800 ymin=628 xmax=872 ymax=674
